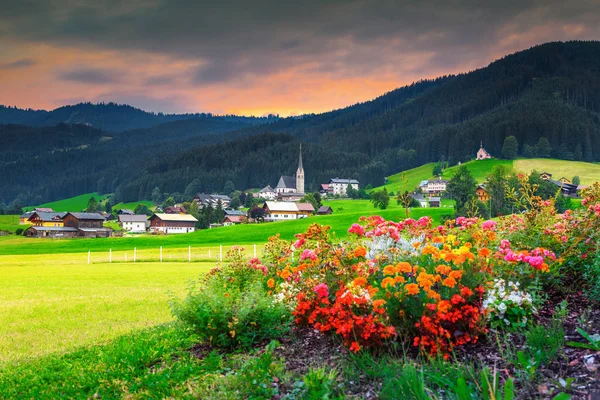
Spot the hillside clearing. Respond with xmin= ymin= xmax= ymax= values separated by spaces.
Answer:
xmin=514 ymin=158 xmax=600 ymax=185
xmin=23 ymin=192 xmax=108 ymax=212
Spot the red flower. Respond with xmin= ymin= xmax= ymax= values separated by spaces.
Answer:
xmin=314 ymin=283 xmax=329 ymax=298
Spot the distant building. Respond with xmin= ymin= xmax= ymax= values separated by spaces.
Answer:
xmin=559 ymin=177 xmax=571 ymax=184
xmin=34 ymin=208 xmax=54 ymax=213
xmin=164 ymin=206 xmax=187 ymax=214
xmin=19 ymin=211 xmax=33 ymax=225
xmin=328 ymin=178 xmax=359 ymax=196
xmin=317 ymin=206 xmax=333 ymax=215
xmin=118 ymin=214 xmax=147 ymax=233
xmin=476 ymin=141 xmax=492 ymax=160
xmin=27 ymin=211 xmax=66 ymax=227
xmin=277 ymin=192 xmax=305 ymax=202
xmin=117 ymin=209 xmax=135 ymax=215
xmin=476 ymin=184 xmax=489 ymax=202
xmin=223 ymin=215 xmax=246 ymax=226
xmin=547 ymin=180 xmax=579 ymax=197
xmin=275 ymin=144 xmax=305 ymax=195
xmin=193 ymin=194 xmax=231 ymax=209
xmin=425 ymin=179 xmax=448 ymax=195
xmin=429 ymin=197 xmax=441 ymax=208
xmin=149 ymin=213 xmax=198 ymax=234
xmin=539 ymin=172 xmax=553 ymax=180
xmin=256 ymin=185 xmax=277 ymax=200
xmin=319 ymin=184 xmax=333 ymax=197
xmin=63 ymin=212 xmax=111 ymax=238
xmin=409 ymin=193 xmax=428 ymax=208
xmin=24 ymin=226 xmax=78 ymax=238
xmin=262 ymin=201 xmax=314 ymax=221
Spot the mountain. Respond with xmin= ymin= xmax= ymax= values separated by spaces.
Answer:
xmin=2 ymin=41 xmax=600 ymax=208
xmin=0 ymin=102 xmax=275 ymax=132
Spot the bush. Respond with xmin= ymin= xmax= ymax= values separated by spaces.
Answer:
xmin=172 ymin=248 xmax=292 ymax=348
xmin=15 ymin=228 xmax=23 ymax=235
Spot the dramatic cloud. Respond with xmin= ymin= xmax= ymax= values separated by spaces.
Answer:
xmin=0 ymin=0 xmax=599 ymax=114
xmin=0 ymin=58 xmax=36 ymax=69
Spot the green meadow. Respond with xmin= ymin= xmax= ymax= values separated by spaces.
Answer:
xmin=23 ymin=192 xmax=109 ymax=212
xmin=514 ymin=158 xmax=600 ymax=184
xmin=0 ymin=215 xmax=26 ymax=234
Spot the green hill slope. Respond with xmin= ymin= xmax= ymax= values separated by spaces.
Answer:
xmin=23 ymin=192 xmax=108 ymax=212
xmin=514 ymin=159 xmax=600 ymax=185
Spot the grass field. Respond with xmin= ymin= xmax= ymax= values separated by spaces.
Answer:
xmin=0 ymin=215 xmax=26 ymax=234
xmin=0 ymin=203 xmax=452 ymax=256
xmin=112 ymin=199 xmax=154 ymax=212
xmin=0 ymin=252 xmax=213 ymax=363
xmin=377 ymin=159 xmax=512 ymax=193
xmin=23 ymin=192 xmax=108 ymax=212
xmin=514 ymin=158 xmax=600 ymax=185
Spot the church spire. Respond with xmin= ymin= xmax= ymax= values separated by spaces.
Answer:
xmin=298 ymin=143 xmax=303 ymax=170
xmin=480 ymin=140 xmax=483 ymax=148
xmin=296 ymin=143 xmax=305 ymax=194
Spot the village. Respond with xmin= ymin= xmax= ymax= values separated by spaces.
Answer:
xmin=17 ymin=143 xmax=588 ymax=239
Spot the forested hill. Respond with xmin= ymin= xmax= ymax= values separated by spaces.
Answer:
xmin=235 ymin=41 xmax=600 ymax=170
xmin=0 ymin=102 xmax=274 ymax=132
xmin=2 ymin=41 xmax=600 ymax=208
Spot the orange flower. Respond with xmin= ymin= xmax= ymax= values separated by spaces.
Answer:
xmin=381 ymin=277 xmax=396 ymax=289
xmin=352 ymin=277 xmax=368 ymax=287
xmin=437 ymin=300 xmax=452 ymax=313
xmin=396 ymin=262 xmax=412 ymax=273
xmin=432 ymin=236 xmax=444 ymax=243
xmin=435 ymin=265 xmax=452 ymax=275
xmin=460 ymin=287 xmax=474 ymax=297
xmin=350 ymin=342 xmax=361 ymax=353
xmin=383 ymin=265 xmax=397 ymax=276
xmin=267 ymin=278 xmax=275 ymax=288
xmin=372 ymin=299 xmax=386 ymax=308
xmin=394 ymin=275 xmax=406 ymax=284
xmin=404 ymin=283 xmax=420 ymax=295
xmin=478 ymin=248 xmax=492 ymax=258
xmin=442 ymin=277 xmax=457 ymax=288
xmin=427 ymin=290 xmax=441 ymax=301
xmin=354 ymin=246 xmax=367 ymax=258
xmin=448 ymin=270 xmax=463 ymax=280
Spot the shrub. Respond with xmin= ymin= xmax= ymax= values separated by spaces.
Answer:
xmin=172 ymin=248 xmax=292 ymax=348
xmin=15 ymin=228 xmax=23 ymax=235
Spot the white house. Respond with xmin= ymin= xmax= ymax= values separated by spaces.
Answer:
xmin=256 ymin=185 xmax=277 ymax=200
xmin=118 ymin=214 xmax=147 ymax=233
xmin=328 ymin=178 xmax=359 ymax=196
xmin=263 ymin=201 xmax=314 ymax=221
xmin=426 ymin=179 xmax=448 ymax=195
xmin=149 ymin=214 xmax=198 ymax=234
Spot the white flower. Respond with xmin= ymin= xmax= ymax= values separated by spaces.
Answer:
xmin=497 ymin=302 xmax=507 ymax=315
xmin=504 ymin=318 xmax=511 ymax=325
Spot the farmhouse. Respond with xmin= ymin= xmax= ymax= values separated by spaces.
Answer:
xmin=118 ymin=214 xmax=147 ymax=233
xmin=277 ymin=192 xmax=305 ymax=202
xmin=19 ymin=211 xmax=33 ymax=225
xmin=275 ymin=145 xmax=305 ymax=195
xmin=262 ymin=201 xmax=314 ymax=221
xmin=319 ymin=184 xmax=333 ymax=197
xmin=476 ymin=142 xmax=492 ymax=160
xmin=410 ymin=193 xmax=428 ymax=208
xmin=149 ymin=213 xmax=197 ymax=234
xmin=327 ymin=178 xmax=359 ymax=196
xmin=63 ymin=212 xmax=111 ymax=238
xmin=476 ymin=184 xmax=489 ymax=202
xmin=164 ymin=206 xmax=187 ymax=214
xmin=548 ymin=180 xmax=579 ymax=196
xmin=425 ymin=179 xmax=448 ymax=195
xmin=223 ymin=215 xmax=246 ymax=226
xmin=540 ymin=172 xmax=553 ymax=180
xmin=24 ymin=226 xmax=78 ymax=238
xmin=559 ymin=177 xmax=571 ymax=184
xmin=317 ymin=206 xmax=333 ymax=215
xmin=429 ymin=197 xmax=441 ymax=208
xmin=27 ymin=211 xmax=66 ymax=227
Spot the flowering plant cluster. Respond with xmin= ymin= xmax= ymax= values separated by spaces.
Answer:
xmin=482 ymin=279 xmax=534 ymax=330
xmin=250 ymin=185 xmax=600 ymax=357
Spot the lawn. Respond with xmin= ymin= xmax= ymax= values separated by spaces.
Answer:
xmin=23 ymin=192 xmax=109 ymax=212
xmin=376 ymin=159 xmax=513 ymax=193
xmin=0 ymin=205 xmax=453 ymax=256
xmin=0 ymin=252 xmax=213 ymax=363
xmin=0 ymin=215 xmax=26 ymax=234
xmin=514 ymin=158 xmax=600 ymax=185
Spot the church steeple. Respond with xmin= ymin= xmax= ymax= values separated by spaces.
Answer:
xmin=296 ymin=144 xmax=305 ymax=194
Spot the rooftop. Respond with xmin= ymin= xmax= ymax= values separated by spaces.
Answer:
xmin=151 ymin=213 xmax=198 ymax=222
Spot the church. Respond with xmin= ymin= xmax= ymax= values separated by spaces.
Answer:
xmin=275 ymin=144 xmax=305 ymax=197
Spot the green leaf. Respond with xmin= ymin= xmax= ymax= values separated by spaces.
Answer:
xmin=552 ymin=393 xmax=571 ymax=400
xmin=455 ymin=377 xmax=472 ymax=400
xmin=503 ymin=378 xmax=515 ymax=400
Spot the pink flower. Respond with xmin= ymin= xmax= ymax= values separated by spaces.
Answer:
xmin=300 ymin=249 xmax=318 ymax=261
xmin=293 ymin=237 xmax=306 ymax=249
xmin=348 ymin=223 xmax=365 ymax=236
xmin=417 ymin=216 xmax=431 ymax=227
xmin=314 ymin=283 xmax=329 ymax=298
xmin=404 ymin=218 xmax=416 ymax=226
xmin=500 ymin=240 xmax=511 ymax=249
xmin=482 ymin=220 xmax=497 ymax=231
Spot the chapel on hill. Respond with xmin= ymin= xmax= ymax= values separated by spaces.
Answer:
xmin=275 ymin=144 xmax=305 ymax=195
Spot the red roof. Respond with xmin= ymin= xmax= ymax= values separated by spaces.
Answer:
xmin=224 ymin=215 xmax=246 ymax=223
xmin=296 ymin=203 xmax=315 ymax=212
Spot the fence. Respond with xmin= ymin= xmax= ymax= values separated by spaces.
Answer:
xmin=85 ymin=244 xmax=261 ymax=264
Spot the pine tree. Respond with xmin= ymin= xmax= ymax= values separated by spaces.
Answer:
xmin=501 ymin=136 xmax=519 ymax=159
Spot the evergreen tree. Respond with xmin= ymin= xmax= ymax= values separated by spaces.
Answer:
xmin=151 ymin=187 xmax=163 ymax=205
xmin=446 ymin=165 xmax=477 ymax=216
xmin=85 ymin=197 xmax=100 ymax=212
xmin=501 ymin=136 xmax=519 ymax=159
xmin=162 ymin=196 xmax=175 ymax=209
xmin=214 ymin=200 xmax=225 ymax=224
xmin=536 ymin=137 xmax=552 ymax=158
xmin=223 ymin=181 xmax=236 ymax=197
xmin=523 ymin=144 xmax=535 ymax=158
xmin=572 ymin=176 xmax=581 ymax=186
xmin=134 ymin=204 xmax=152 ymax=216
xmin=371 ymin=188 xmax=390 ymax=210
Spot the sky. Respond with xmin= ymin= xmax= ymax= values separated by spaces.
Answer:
xmin=1 ymin=0 xmax=599 ymax=116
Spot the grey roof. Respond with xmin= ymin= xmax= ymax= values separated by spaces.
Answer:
xmin=78 ymin=228 xmax=112 ymax=232
xmin=211 ymin=194 xmax=231 ymax=201
xmin=410 ymin=193 xmax=425 ymax=201
xmin=118 ymin=214 xmax=148 ymax=223
xmin=67 ymin=212 xmax=106 ymax=220
xmin=27 ymin=226 xmax=78 ymax=232
xmin=225 ymin=209 xmax=246 ymax=216
xmin=429 ymin=197 xmax=441 ymax=202
xmin=259 ymin=185 xmax=274 ymax=193
xmin=276 ymin=176 xmax=296 ymax=189
xmin=428 ymin=180 xmax=448 ymax=184
xmin=20 ymin=211 xmax=33 ymax=219
xmin=548 ymin=180 xmax=578 ymax=190
xmin=117 ymin=209 xmax=135 ymax=215
xmin=329 ymin=178 xmax=359 ymax=184
xmin=317 ymin=206 xmax=333 ymax=213
xmin=29 ymin=211 xmax=66 ymax=221
xmin=419 ymin=180 xmax=429 ymax=186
